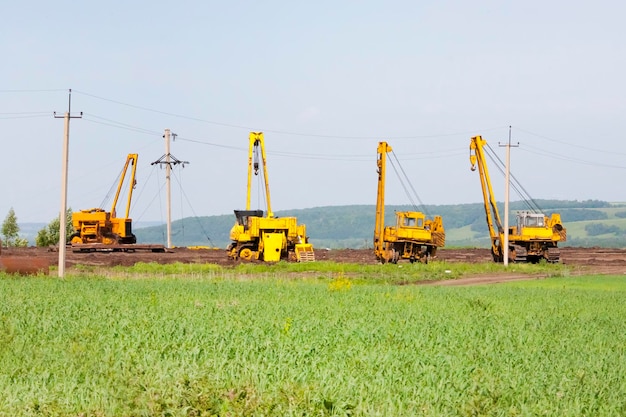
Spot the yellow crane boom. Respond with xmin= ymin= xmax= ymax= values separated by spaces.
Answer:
xmin=111 ymin=153 xmax=138 ymax=219
xmin=469 ymin=136 xmax=505 ymax=259
xmin=246 ymin=132 xmax=273 ymax=218
xmin=373 ymin=141 xmax=391 ymax=254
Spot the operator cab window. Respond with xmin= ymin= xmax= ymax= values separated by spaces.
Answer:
xmin=525 ymin=216 xmax=544 ymax=227
xmin=403 ymin=217 xmax=423 ymax=227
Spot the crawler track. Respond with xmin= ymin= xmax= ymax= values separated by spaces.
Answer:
xmin=71 ymin=243 xmax=166 ymax=253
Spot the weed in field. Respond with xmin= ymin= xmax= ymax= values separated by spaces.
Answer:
xmin=328 ymin=272 xmax=352 ymax=291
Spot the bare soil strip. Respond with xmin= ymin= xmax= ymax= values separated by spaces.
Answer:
xmin=2 ymin=247 xmax=625 ymax=284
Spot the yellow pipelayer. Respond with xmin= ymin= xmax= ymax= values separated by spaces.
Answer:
xmin=373 ymin=141 xmax=445 ymax=264
xmin=227 ymin=132 xmax=314 ymax=262
xmin=470 ymin=135 xmax=566 ymax=263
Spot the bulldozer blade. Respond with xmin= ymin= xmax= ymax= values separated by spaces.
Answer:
xmin=295 ymin=244 xmax=316 ymax=262
xmin=0 ymin=257 xmax=50 ymax=275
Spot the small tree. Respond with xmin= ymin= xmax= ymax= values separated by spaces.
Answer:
xmin=1 ymin=208 xmax=28 ymax=247
xmin=36 ymin=209 xmax=74 ymax=247
xmin=35 ymin=227 xmax=52 ymax=247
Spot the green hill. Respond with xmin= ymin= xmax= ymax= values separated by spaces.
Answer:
xmin=134 ymin=200 xmax=626 ymax=249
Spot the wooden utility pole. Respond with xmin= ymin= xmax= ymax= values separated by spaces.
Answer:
xmin=54 ymin=89 xmax=82 ymax=278
xmin=151 ymin=129 xmax=188 ymax=248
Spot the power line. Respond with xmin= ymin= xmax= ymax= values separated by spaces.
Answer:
xmin=0 ymin=89 xmax=67 ymax=93
xmin=82 ymin=113 xmax=162 ymax=136
xmin=175 ymin=136 xmax=246 ymax=151
xmin=484 ymin=143 xmax=541 ymax=213
xmin=0 ymin=111 xmax=51 ymax=115
xmin=54 ymin=107 xmax=626 ymax=168
xmin=70 ymin=113 xmax=471 ymax=162
xmin=175 ymin=135 xmax=468 ymax=162
xmin=78 ymin=108 xmax=624 ymax=168
xmin=515 ymin=126 xmax=626 ymax=157
xmin=0 ymin=114 xmax=50 ymax=120
xmin=387 ymin=150 xmax=429 ymax=215
xmin=3 ymin=88 xmax=624 ymax=154
xmin=6 ymin=89 xmax=625 ymax=168
xmin=518 ymin=146 xmax=626 ymax=170
xmin=171 ymin=169 xmax=215 ymax=246
xmin=73 ymin=90 xmax=506 ymax=140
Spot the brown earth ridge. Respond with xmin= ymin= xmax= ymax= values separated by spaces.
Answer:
xmin=2 ymin=246 xmax=625 ymax=285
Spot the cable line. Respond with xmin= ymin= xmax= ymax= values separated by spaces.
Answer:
xmin=98 ymin=165 xmax=127 ymax=210
xmin=392 ymin=151 xmax=429 ymax=215
xmin=0 ymin=89 xmax=67 ymax=93
xmin=73 ymin=90 xmax=507 ymax=140
xmin=0 ymin=111 xmax=50 ymax=115
xmin=9 ymin=89 xmax=622 ymax=170
xmin=0 ymin=114 xmax=50 ymax=120
xmin=171 ymin=170 xmax=215 ymax=246
xmin=386 ymin=150 xmax=430 ymax=216
xmin=518 ymin=146 xmax=626 ymax=170
xmin=515 ymin=126 xmax=626 ymax=157
xmin=83 ymin=113 xmax=162 ymax=136
xmin=177 ymin=135 xmax=467 ymax=163
xmin=78 ymin=110 xmax=626 ymax=171
xmin=484 ymin=143 xmax=543 ymax=214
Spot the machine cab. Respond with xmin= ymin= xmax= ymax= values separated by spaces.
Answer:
xmin=234 ymin=210 xmax=264 ymax=229
xmin=392 ymin=211 xmax=432 ymax=241
xmin=515 ymin=211 xmax=554 ymax=240
xmin=397 ymin=212 xmax=425 ymax=229
xmin=517 ymin=212 xmax=545 ymax=229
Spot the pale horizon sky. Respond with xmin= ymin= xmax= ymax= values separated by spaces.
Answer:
xmin=3 ymin=1 xmax=625 ymax=223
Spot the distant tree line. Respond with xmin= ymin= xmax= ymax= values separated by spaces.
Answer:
xmin=6 ymin=200 xmax=625 ymax=249
xmin=584 ymin=223 xmax=623 ymax=236
xmin=134 ymin=199 xmax=625 ymax=249
xmin=557 ymin=209 xmax=608 ymax=222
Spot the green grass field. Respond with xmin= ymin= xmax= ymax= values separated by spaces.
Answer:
xmin=1 ymin=264 xmax=625 ymax=416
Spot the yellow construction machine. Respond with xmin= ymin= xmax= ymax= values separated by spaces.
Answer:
xmin=374 ymin=141 xmax=445 ymax=263
xmin=469 ymin=135 xmax=566 ymax=263
xmin=70 ymin=153 xmax=138 ymax=246
xmin=227 ymin=132 xmax=315 ymax=262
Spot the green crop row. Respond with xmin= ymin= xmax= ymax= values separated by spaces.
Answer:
xmin=82 ymin=259 xmax=571 ymax=285
xmin=0 ymin=272 xmax=624 ymax=416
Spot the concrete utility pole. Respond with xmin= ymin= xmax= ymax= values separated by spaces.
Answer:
xmin=54 ymin=89 xmax=82 ymax=278
xmin=164 ymin=129 xmax=172 ymax=248
xmin=499 ymin=126 xmax=519 ymax=266
xmin=151 ymin=129 xmax=188 ymax=248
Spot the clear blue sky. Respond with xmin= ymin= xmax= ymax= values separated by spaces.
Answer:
xmin=2 ymin=1 xmax=625 ymax=223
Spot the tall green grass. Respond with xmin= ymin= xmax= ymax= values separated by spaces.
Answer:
xmin=0 ymin=272 xmax=624 ymax=416
xmin=102 ymin=260 xmax=570 ymax=284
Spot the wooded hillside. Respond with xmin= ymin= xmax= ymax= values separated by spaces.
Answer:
xmin=134 ymin=200 xmax=626 ymax=249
